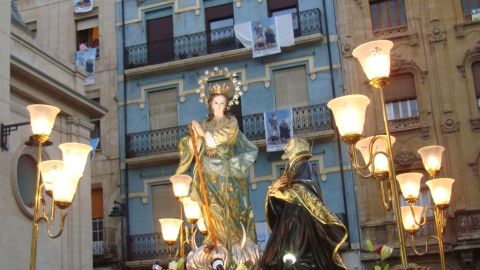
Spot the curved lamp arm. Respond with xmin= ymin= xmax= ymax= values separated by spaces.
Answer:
xmin=47 ymin=209 xmax=67 ymax=239
xmin=409 ymin=233 xmax=439 ymax=256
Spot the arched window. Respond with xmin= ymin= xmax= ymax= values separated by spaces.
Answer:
xmin=472 ymin=61 xmax=480 ymax=108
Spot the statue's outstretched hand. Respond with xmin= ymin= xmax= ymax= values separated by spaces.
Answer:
xmin=192 ymin=120 xmax=205 ymax=137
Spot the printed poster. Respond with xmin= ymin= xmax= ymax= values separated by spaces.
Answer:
xmin=251 ymin=17 xmax=281 ymax=58
xmin=75 ymin=48 xmax=97 ymax=85
xmin=264 ymin=108 xmax=293 ymax=152
xmin=73 ymin=0 xmax=94 ymax=13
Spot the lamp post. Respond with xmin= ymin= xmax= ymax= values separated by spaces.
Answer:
xmin=26 ymin=104 xmax=92 ymax=270
xmin=328 ymin=40 xmax=455 ymax=270
xmin=397 ymin=146 xmax=454 ymax=270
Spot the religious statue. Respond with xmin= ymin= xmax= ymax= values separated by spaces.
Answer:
xmin=175 ymin=67 xmax=260 ymax=270
xmin=261 ymin=137 xmax=348 ymax=269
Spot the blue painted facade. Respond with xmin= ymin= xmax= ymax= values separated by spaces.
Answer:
xmin=115 ymin=0 xmax=361 ymax=263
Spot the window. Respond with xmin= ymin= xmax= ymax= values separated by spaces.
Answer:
xmin=461 ymin=0 xmax=480 ymax=20
xmin=76 ymin=17 xmax=99 ymax=57
xmin=17 ymin=154 xmax=37 ymax=208
xmin=148 ymin=88 xmax=178 ymax=130
xmin=90 ymin=98 xmax=101 ymax=150
xmin=383 ymin=73 xmax=418 ymax=120
xmin=369 ymin=0 xmax=407 ymax=31
xmin=472 ymin=61 xmax=480 ymax=108
xmin=205 ymin=3 xmax=235 ymax=53
xmin=92 ymin=188 xmax=104 ymax=255
xmin=268 ymin=0 xmax=299 ymax=36
xmin=151 ymin=184 xmax=180 ymax=232
xmin=268 ymin=0 xmax=298 ymax=17
xmin=273 ymin=66 xmax=309 ymax=110
xmin=147 ymin=15 xmax=174 ymax=64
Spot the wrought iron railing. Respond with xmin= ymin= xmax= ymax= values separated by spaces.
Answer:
xmin=128 ymin=232 xmax=175 ymax=261
xmin=125 ymin=8 xmax=323 ymax=69
xmin=126 ymin=103 xmax=332 ymax=158
xmin=93 ymin=227 xmax=117 ymax=257
xmin=388 ymin=116 xmax=420 ymax=131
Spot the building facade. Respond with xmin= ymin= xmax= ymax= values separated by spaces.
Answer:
xmin=0 ymin=1 xmax=107 ymax=269
xmin=116 ymin=0 xmax=362 ymax=269
xmin=335 ymin=0 xmax=480 ymax=269
xmin=16 ymin=0 xmax=121 ymax=269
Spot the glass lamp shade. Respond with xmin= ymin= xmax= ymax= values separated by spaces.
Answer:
xmin=39 ymin=160 xmax=64 ymax=194
xmin=355 ymin=135 xmax=396 ymax=174
xmin=52 ymin=174 xmax=81 ymax=208
xmin=417 ymin=145 xmax=445 ymax=177
xmin=426 ymin=178 xmax=455 ymax=207
xmin=170 ymin=174 xmax=192 ymax=198
xmin=59 ymin=143 xmax=92 ymax=178
xmin=401 ymin=205 xmax=423 ymax=233
xmin=26 ymin=104 xmax=60 ymax=136
xmin=352 ymin=40 xmax=393 ymax=81
xmin=159 ymin=218 xmax=183 ymax=244
xmin=182 ymin=197 xmax=202 ymax=223
xmin=197 ymin=217 xmax=208 ymax=234
xmin=327 ymin=95 xmax=370 ymax=141
xmin=396 ymin=173 xmax=423 ymax=203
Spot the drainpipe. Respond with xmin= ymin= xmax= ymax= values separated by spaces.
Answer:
xmin=322 ymin=0 xmax=351 ymax=249
xmin=121 ymin=0 xmax=130 ymax=263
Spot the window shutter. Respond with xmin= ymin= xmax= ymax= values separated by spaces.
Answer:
xmin=148 ymin=89 xmax=178 ymax=130
xmin=152 ymin=184 xmax=180 ymax=232
xmin=473 ymin=61 xmax=480 ymax=97
xmin=383 ymin=73 xmax=416 ymax=103
xmin=274 ymin=66 xmax=309 ymax=110
xmin=91 ymin=188 xmax=103 ymax=219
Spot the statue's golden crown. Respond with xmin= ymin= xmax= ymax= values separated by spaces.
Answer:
xmin=208 ymin=83 xmax=230 ymax=95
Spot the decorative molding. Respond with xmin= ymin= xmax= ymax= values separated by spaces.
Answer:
xmin=353 ymin=0 xmax=363 ymax=9
xmin=120 ymin=57 xmax=340 ymax=106
xmin=174 ymin=0 xmax=200 ymax=15
xmin=341 ymin=43 xmax=352 ymax=58
xmin=390 ymin=54 xmax=428 ymax=84
xmin=249 ymin=154 xmax=351 ymax=190
xmin=457 ymin=41 xmax=480 ymax=77
xmin=427 ymin=28 xmax=447 ymax=44
xmin=394 ymin=149 xmax=417 ymax=167
xmin=115 ymin=1 xmax=174 ymax=26
xmin=440 ymin=114 xmax=460 ymax=133
xmin=454 ymin=20 xmax=480 ymax=39
xmin=468 ymin=152 xmax=480 ymax=180
xmin=470 ymin=116 xmax=480 ymax=133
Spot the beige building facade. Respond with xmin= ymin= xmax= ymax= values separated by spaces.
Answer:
xmin=17 ymin=0 xmax=121 ymax=268
xmin=335 ymin=0 xmax=480 ymax=269
xmin=0 ymin=0 xmax=120 ymax=269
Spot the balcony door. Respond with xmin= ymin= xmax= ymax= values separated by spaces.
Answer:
xmin=152 ymin=184 xmax=180 ymax=232
xmin=147 ymin=16 xmax=174 ymax=64
xmin=205 ymin=4 xmax=234 ymax=53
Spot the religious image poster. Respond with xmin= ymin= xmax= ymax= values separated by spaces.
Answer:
xmin=264 ymin=108 xmax=293 ymax=152
xmin=75 ymin=48 xmax=96 ymax=85
xmin=73 ymin=0 xmax=93 ymax=13
xmin=255 ymin=221 xmax=270 ymax=251
xmin=251 ymin=17 xmax=281 ymax=58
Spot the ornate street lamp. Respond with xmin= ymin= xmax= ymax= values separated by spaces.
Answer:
xmin=25 ymin=104 xmax=92 ymax=270
xmin=328 ymin=40 xmax=455 ymax=270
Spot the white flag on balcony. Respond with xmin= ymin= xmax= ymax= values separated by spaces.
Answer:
xmin=234 ymin=14 xmax=294 ymax=58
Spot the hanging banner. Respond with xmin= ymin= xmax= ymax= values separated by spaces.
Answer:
xmin=73 ymin=0 xmax=94 ymax=13
xmin=251 ymin=17 xmax=281 ymax=58
xmin=75 ymin=48 xmax=97 ymax=85
xmin=264 ymin=108 xmax=293 ymax=152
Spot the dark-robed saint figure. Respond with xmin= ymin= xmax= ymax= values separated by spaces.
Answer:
xmin=261 ymin=137 xmax=348 ymax=270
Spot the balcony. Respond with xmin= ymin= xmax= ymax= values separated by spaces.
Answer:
xmin=127 ymin=232 xmax=173 ymax=264
xmin=93 ymin=227 xmax=118 ymax=266
xmin=126 ymin=103 xmax=332 ymax=159
xmin=125 ymin=8 xmax=323 ymax=69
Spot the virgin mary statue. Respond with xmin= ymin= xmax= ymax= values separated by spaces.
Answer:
xmin=175 ymin=69 xmax=260 ymax=269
